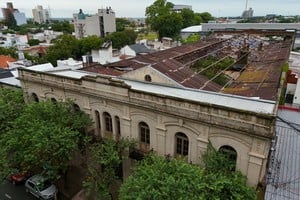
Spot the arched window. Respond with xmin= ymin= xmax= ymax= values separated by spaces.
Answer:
xmin=31 ymin=93 xmax=39 ymax=102
xmin=51 ymin=98 xmax=57 ymax=103
xmin=115 ymin=116 xmax=121 ymax=136
xmin=175 ymin=132 xmax=189 ymax=156
xmin=95 ymin=110 xmax=101 ymax=134
xmin=144 ymin=74 xmax=152 ymax=82
xmin=104 ymin=112 xmax=112 ymax=132
xmin=73 ymin=103 xmax=80 ymax=112
xmin=139 ymin=122 xmax=150 ymax=144
xmin=219 ymin=145 xmax=237 ymax=171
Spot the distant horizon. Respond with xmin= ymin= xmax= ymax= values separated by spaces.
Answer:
xmin=0 ymin=1 xmax=299 ymax=19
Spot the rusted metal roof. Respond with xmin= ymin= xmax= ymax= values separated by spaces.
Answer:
xmin=81 ymin=30 xmax=293 ymax=100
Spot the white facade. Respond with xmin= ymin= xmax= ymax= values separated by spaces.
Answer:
xmin=73 ymin=8 xmax=116 ymax=39
xmin=32 ymin=5 xmax=50 ymax=24
xmin=120 ymin=45 xmax=136 ymax=57
xmin=32 ymin=30 xmax=63 ymax=43
xmin=13 ymin=11 xmax=27 ymax=26
xmin=0 ymin=33 xmax=28 ymax=48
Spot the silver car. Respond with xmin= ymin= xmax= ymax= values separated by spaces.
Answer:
xmin=25 ymin=174 xmax=57 ymax=200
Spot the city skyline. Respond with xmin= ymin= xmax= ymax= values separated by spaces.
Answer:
xmin=0 ymin=0 xmax=299 ymax=19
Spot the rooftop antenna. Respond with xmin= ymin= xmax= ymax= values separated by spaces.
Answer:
xmin=245 ymin=0 xmax=248 ymax=10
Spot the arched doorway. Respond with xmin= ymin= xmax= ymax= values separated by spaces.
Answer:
xmin=139 ymin=121 xmax=150 ymax=152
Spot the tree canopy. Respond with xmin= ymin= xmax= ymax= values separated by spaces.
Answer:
xmin=0 ymin=88 xmax=24 ymax=136
xmin=105 ymin=30 xmax=137 ymax=49
xmin=145 ymin=0 xmax=214 ymax=40
xmin=116 ymin=18 xmax=131 ymax=32
xmin=51 ymin=20 xmax=74 ymax=34
xmin=119 ymin=144 xmax=256 ymax=200
xmin=45 ymin=34 xmax=80 ymax=65
xmin=0 ymin=97 xmax=92 ymax=181
xmin=79 ymin=35 xmax=104 ymax=55
xmin=181 ymin=33 xmax=201 ymax=45
xmin=83 ymin=138 xmax=136 ymax=200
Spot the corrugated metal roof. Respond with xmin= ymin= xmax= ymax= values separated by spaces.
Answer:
xmin=265 ymin=108 xmax=300 ymax=200
xmin=81 ymin=30 xmax=293 ymax=101
xmin=122 ymin=79 xmax=275 ymax=114
xmin=50 ymin=70 xmax=96 ymax=79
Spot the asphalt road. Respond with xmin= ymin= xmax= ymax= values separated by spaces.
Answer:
xmin=0 ymin=180 xmax=36 ymax=200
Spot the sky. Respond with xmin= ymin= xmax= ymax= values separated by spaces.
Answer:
xmin=0 ymin=0 xmax=299 ymax=18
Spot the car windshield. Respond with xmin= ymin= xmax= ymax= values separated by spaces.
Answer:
xmin=36 ymin=180 xmax=52 ymax=191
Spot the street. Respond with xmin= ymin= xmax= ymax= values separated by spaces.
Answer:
xmin=0 ymin=180 xmax=36 ymax=200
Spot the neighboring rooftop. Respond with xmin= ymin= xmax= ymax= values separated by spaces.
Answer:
xmin=0 ymin=55 xmax=17 ymax=69
xmin=265 ymin=107 xmax=300 ymax=200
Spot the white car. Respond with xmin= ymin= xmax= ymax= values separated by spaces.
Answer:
xmin=25 ymin=174 xmax=57 ymax=200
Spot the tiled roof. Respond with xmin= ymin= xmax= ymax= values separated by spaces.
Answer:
xmin=0 ymin=55 xmax=16 ymax=69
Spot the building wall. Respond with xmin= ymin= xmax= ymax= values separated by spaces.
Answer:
xmin=85 ymin=15 xmax=101 ymax=37
xmin=98 ymin=8 xmax=116 ymax=35
xmin=121 ymin=66 xmax=181 ymax=87
xmin=18 ymin=69 xmax=275 ymax=186
xmin=32 ymin=5 xmax=50 ymax=24
xmin=73 ymin=8 xmax=116 ymax=39
xmin=120 ymin=45 xmax=136 ymax=57
xmin=13 ymin=12 xmax=27 ymax=26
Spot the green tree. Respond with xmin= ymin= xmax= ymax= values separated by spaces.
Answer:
xmin=156 ymin=13 xmax=183 ymax=39
xmin=79 ymin=35 xmax=104 ymax=55
xmin=105 ymin=30 xmax=137 ymax=49
xmin=0 ymin=100 xmax=92 ymax=181
xmin=181 ymin=33 xmax=201 ymax=45
xmin=83 ymin=138 xmax=136 ymax=200
xmin=0 ymin=46 xmax=18 ymax=58
xmin=146 ymin=0 xmax=182 ymax=39
xmin=119 ymin=154 xmax=206 ymax=200
xmin=123 ymin=29 xmax=138 ymax=44
xmin=119 ymin=147 xmax=256 ymax=200
xmin=28 ymin=39 xmax=41 ymax=46
xmin=46 ymin=34 xmax=80 ymax=66
xmin=116 ymin=18 xmax=131 ymax=32
xmin=0 ymin=88 xmax=24 ymax=135
xmin=180 ymin=8 xmax=197 ymax=28
xmin=199 ymin=12 xmax=215 ymax=23
xmin=51 ymin=20 xmax=74 ymax=34
xmin=201 ymin=143 xmax=256 ymax=200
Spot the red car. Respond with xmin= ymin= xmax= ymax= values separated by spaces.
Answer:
xmin=9 ymin=172 xmax=30 ymax=185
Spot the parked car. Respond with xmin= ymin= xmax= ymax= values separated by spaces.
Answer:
xmin=9 ymin=171 xmax=30 ymax=185
xmin=25 ymin=174 xmax=57 ymax=200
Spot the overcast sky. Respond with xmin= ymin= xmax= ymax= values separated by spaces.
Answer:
xmin=1 ymin=0 xmax=299 ymax=18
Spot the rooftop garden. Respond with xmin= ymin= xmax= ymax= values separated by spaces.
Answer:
xmin=191 ymin=55 xmax=235 ymax=86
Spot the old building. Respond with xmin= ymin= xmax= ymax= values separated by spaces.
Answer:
xmin=18 ymin=30 xmax=294 ymax=186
